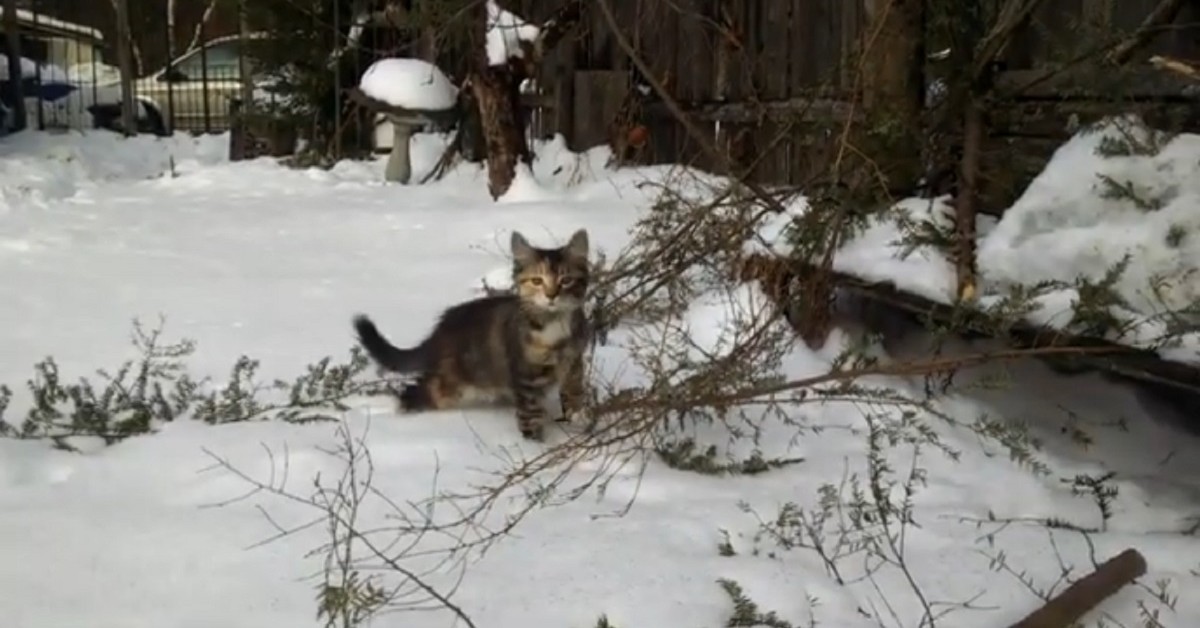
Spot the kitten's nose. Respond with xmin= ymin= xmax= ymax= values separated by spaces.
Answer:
xmin=544 ymin=285 xmax=559 ymax=299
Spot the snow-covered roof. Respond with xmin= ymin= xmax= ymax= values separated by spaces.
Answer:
xmin=485 ymin=0 xmax=540 ymax=67
xmin=0 ymin=7 xmax=104 ymax=42
xmin=359 ymin=58 xmax=458 ymax=112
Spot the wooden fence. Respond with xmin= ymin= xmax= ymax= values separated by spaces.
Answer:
xmin=527 ymin=0 xmax=1200 ymax=210
xmin=535 ymin=0 xmax=867 ymax=186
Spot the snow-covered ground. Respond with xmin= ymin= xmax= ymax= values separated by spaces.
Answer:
xmin=2 ymin=127 xmax=1200 ymax=628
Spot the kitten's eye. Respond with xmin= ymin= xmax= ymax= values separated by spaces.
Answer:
xmin=560 ymin=277 xmax=575 ymax=287
xmin=528 ymin=277 xmax=544 ymax=287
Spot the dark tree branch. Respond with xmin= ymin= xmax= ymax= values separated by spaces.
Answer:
xmin=1107 ymin=0 xmax=1187 ymax=65
xmin=973 ymin=0 xmax=1053 ymax=83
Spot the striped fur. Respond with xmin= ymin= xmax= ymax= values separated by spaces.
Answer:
xmin=353 ymin=229 xmax=590 ymax=441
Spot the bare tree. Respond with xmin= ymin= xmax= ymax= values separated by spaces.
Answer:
xmin=470 ymin=0 xmax=582 ymax=199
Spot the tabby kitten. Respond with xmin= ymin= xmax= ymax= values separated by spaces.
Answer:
xmin=352 ymin=228 xmax=591 ymax=441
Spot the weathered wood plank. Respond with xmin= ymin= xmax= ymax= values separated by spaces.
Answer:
xmin=759 ymin=0 xmax=791 ymax=99
xmin=642 ymin=97 xmax=860 ymax=123
xmin=675 ymin=0 xmax=715 ymax=102
xmin=572 ymin=70 xmax=628 ymax=150
xmin=719 ymin=0 xmax=751 ymax=102
xmin=995 ymin=67 xmax=1200 ymax=99
xmin=990 ymin=99 xmax=1200 ymax=138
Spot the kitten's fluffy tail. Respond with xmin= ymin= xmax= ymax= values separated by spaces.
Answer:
xmin=353 ymin=314 xmax=426 ymax=373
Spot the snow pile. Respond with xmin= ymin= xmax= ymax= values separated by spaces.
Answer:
xmin=978 ymin=116 xmax=1200 ymax=357
xmin=754 ymin=195 xmax=983 ymax=302
xmin=755 ymin=115 xmax=1200 ymax=362
xmin=64 ymin=61 xmax=122 ymax=84
xmin=0 ymin=130 xmax=228 ymax=213
xmin=359 ymin=58 xmax=458 ymax=111
xmin=485 ymin=0 xmax=541 ymax=66
xmin=0 ymin=57 xmax=70 ymax=82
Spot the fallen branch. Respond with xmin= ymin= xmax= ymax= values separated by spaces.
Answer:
xmin=1009 ymin=548 xmax=1147 ymax=628
xmin=738 ymin=253 xmax=1200 ymax=397
xmin=1107 ymin=0 xmax=1187 ymax=65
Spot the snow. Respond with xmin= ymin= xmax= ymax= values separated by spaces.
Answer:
xmin=486 ymin=0 xmax=541 ymax=67
xmin=753 ymin=195 xmax=968 ymax=302
xmin=1 ymin=128 xmax=1199 ymax=627
xmin=0 ymin=57 xmax=63 ymax=82
xmin=977 ymin=116 xmax=1200 ymax=357
xmin=758 ymin=115 xmax=1200 ymax=364
xmin=359 ymin=58 xmax=458 ymax=112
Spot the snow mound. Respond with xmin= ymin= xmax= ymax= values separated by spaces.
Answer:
xmin=0 ymin=57 xmax=69 ymax=82
xmin=980 ymin=116 xmax=1200 ymax=325
xmin=486 ymin=0 xmax=540 ymax=66
xmin=754 ymin=195 xmax=969 ymax=303
xmin=359 ymin=58 xmax=458 ymax=111
xmin=0 ymin=130 xmax=229 ymax=212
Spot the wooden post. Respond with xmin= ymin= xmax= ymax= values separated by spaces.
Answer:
xmin=114 ymin=0 xmax=138 ymax=135
xmin=2 ymin=0 xmax=26 ymax=132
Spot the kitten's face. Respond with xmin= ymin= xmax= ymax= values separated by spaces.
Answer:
xmin=511 ymin=229 xmax=589 ymax=314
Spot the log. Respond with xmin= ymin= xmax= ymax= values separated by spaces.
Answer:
xmin=738 ymin=254 xmax=1200 ymax=397
xmin=1009 ymin=548 xmax=1147 ymax=628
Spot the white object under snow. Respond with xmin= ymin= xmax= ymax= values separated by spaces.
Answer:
xmin=486 ymin=0 xmax=541 ymax=67
xmin=0 ymin=57 xmax=69 ymax=82
xmin=359 ymin=58 xmax=458 ymax=111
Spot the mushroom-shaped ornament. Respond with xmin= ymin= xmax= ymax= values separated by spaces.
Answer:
xmin=356 ymin=58 xmax=459 ymax=183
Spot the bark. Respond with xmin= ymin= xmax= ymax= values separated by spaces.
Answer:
xmin=471 ymin=65 xmax=529 ymax=199
xmin=107 ymin=0 xmax=144 ymax=74
xmin=1009 ymin=548 xmax=1147 ymax=628
xmin=955 ymin=100 xmax=983 ymax=302
xmin=113 ymin=0 xmax=138 ymax=134
xmin=471 ymin=0 xmax=585 ymax=199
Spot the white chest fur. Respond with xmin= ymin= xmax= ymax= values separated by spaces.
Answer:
xmin=533 ymin=316 xmax=573 ymax=347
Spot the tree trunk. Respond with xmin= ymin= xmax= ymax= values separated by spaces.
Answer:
xmin=114 ymin=0 xmax=138 ymax=135
xmin=3 ymin=0 xmax=26 ymax=132
xmin=471 ymin=65 xmax=530 ymax=199
xmin=470 ymin=0 xmax=534 ymax=199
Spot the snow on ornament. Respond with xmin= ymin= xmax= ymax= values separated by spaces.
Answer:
xmin=485 ymin=0 xmax=541 ymax=67
xmin=355 ymin=58 xmax=460 ymax=184
xmin=358 ymin=58 xmax=458 ymax=111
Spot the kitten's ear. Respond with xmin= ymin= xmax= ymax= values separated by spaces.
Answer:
xmin=511 ymin=231 xmax=537 ymax=264
xmin=564 ymin=228 xmax=589 ymax=260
